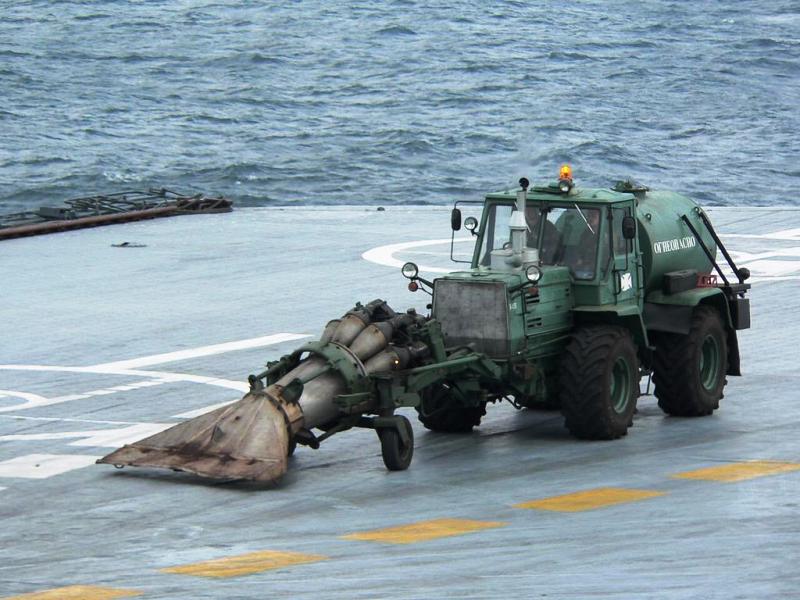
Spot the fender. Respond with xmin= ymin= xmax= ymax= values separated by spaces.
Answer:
xmin=645 ymin=287 xmax=741 ymax=376
xmin=573 ymin=303 xmax=649 ymax=350
xmin=645 ymin=287 xmax=733 ymax=332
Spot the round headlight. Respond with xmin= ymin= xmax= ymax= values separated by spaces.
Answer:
xmin=525 ymin=264 xmax=542 ymax=284
xmin=401 ymin=262 xmax=419 ymax=279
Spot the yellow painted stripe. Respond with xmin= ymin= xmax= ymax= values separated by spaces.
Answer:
xmin=161 ymin=550 xmax=328 ymax=578
xmin=342 ymin=518 xmax=506 ymax=544
xmin=515 ymin=487 xmax=665 ymax=512
xmin=3 ymin=585 xmax=140 ymax=600
xmin=673 ymin=460 xmax=800 ymax=482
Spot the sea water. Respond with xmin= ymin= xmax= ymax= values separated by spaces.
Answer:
xmin=1 ymin=1 xmax=798 ymax=210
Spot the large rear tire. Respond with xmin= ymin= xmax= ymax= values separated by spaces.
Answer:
xmin=653 ymin=305 xmax=728 ymax=416
xmin=416 ymin=383 xmax=486 ymax=433
xmin=559 ymin=325 xmax=639 ymax=440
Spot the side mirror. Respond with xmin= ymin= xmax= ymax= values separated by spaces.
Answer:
xmin=451 ymin=208 xmax=462 ymax=231
xmin=622 ymin=215 xmax=636 ymax=239
xmin=464 ymin=216 xmax=478 ymax=235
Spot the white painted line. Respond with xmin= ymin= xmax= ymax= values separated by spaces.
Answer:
xmin=0 ymin=415 xmax=141 ymax=426
xmin=174 ymin=399 xmax=237 ymax=419
xmin=0 ymin=366 xmax=250 ymax=391
xmin=69 ymin=423 xmax=171 ymax=447
xmin=119 ymin=380 xmax=164 ymax=388
xmin=749 ymin=275 xmax=800 ymax=282
xmin=0 ymin=453 xmax=99 ymax=479
xmin=726 ymin=247 xmax=800 ymax=261
xmin=142 ymin=372 xmax=250 ymax=391
xmin=362 ymin=238 xmax=473 ymax=274
xmin=0 ymin=423 xmax=171 ymax=448
xmin=743 ymin=259 xmax=800 ymax=277
xmin=84 ymin=389 xmax=119 ymax=397
xmin=0 ymin=378 xmax=174 ymax=413
xmin=0 ymin=389 xmax=49 ymax=405
xmin=0 ymin=366 xmax=249 ymax=413
xmin=405 ymin=249 xmax=472 ymax=257
xmin=91 ymin=332 xmax=311 ymax=370
xmin=722 ymin=228 xmax=800 ymax=241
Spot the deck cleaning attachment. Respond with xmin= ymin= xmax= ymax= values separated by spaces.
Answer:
xmin=98 ymin=300 xmax=429 ymax=484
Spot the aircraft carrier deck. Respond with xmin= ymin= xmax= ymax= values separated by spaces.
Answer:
xmin=1 ymin=205 xmax=798 ymax=599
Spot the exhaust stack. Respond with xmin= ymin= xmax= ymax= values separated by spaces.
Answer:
xmin=507 ymin=179 xmax=529 ymax=268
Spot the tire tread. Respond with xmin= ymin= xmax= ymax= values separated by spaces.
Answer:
xmin=652 ymin=306 xmax=727 ymax=416
xmin=559 ymin=325 xmax=638 ymax=440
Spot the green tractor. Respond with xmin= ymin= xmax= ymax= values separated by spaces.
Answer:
xmin=100 ymin=167 xmax=751 ymax=484
xmin=412 ymin=166 xmax=751 ymax=439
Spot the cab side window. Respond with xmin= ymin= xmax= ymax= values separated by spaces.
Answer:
xmin=479 ymin=204 xmax=513 ymax=266
xmin=612 ymin=207 xmax=632 ymax=256
xmin=554 ymin=207 xmax=602 ymax=280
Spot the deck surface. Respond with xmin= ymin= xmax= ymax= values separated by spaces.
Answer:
xmin=1 ymin=205 xmax=798 ymax=599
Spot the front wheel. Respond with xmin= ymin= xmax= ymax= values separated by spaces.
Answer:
xmin=559 ymin=325 xmax=639 ymax=440
xmin=378 ymin=416 xmax=414 ymax=471
xmin=653 ymin=306 xmax=728 ymax=416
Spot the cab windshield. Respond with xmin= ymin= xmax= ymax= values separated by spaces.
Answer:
xmin=478 ymin=203 xmax=604 ymax=280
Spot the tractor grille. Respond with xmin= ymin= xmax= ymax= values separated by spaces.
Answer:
xmin=433 ymin=279 xmax=510 ymax=357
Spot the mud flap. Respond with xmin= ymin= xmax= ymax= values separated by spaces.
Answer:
xmin=97 ymin=391 xmax=293 ymax=483
xmin=727 ymin=328 xmax=741 ymax=376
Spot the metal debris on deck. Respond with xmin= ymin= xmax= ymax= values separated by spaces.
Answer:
xmin=0 ymin=188 xmax=233 ymax=240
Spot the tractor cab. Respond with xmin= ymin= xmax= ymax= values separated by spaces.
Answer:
xmin=475 ymin=200 xmax=605 ymax=280
xmin=451 ymin=167 xmax=640 ymax=308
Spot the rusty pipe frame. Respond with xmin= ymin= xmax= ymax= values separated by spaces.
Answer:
xmin=0 ymin=194 xmax=232 ymax=240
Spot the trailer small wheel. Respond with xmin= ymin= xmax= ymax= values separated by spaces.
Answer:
xmin=559 ymin=325 xmax=639 ymax=440
xmin=378 ymin=416 xmax=414 ymax=471
xmin=653 ymin=305 xmax=728 ymax=416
